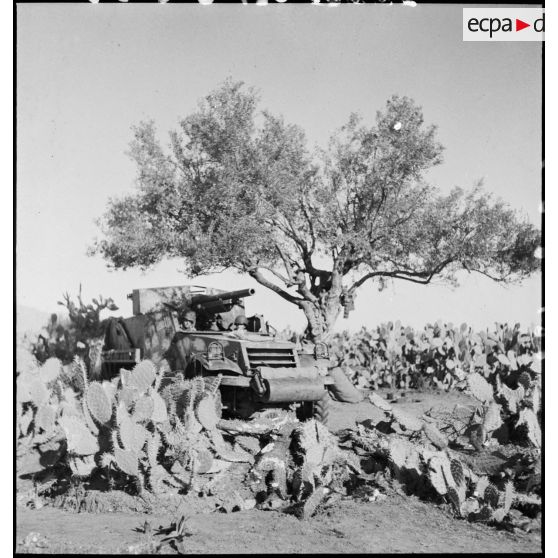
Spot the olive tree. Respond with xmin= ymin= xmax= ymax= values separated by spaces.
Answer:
xmin=91 ymin=79 xmax=540 ymax=341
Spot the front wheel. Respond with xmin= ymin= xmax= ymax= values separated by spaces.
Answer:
xmin=297 ymin=392 xmax=330 ymax=427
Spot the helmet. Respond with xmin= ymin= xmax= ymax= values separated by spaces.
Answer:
xmin=234 ymin=315 xmax=248 ymax=326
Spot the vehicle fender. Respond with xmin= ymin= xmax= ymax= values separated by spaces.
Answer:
xmin=191 ymin=353 xmax=244 ymax=375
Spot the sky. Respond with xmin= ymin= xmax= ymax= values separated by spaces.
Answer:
xmin=16 ymin=3 xmax=542 ymax=333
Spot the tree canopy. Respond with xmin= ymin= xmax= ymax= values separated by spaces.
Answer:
xmin=91 ymin=79 xmax=540 ymax=340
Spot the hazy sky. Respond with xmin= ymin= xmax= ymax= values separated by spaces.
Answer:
xmin=16 ymin=3 xmax=542 ymax=332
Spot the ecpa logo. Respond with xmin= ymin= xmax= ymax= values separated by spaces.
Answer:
xmin=463 ymin=8 xmax=544 ymax=42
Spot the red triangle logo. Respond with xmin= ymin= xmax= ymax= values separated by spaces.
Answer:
xmin=516 ymin=19 xmax=530 ymax=32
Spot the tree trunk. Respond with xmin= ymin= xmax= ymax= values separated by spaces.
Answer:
xmin=299 ymin=297 xmax=342 ymax=343
xmin=297 ymin=263 xmax=345 ymax=343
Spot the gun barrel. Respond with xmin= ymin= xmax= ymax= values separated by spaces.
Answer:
xmin=192 ymin=288 xmax=255 ymax=309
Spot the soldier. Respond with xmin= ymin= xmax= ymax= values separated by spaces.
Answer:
xmin=234 ymin=315 xmax=248 ymax=332
xmin=229 ymin=315 xmax=249 ymax=338
xmin=180 ymin=310 xmax=197 ymax=331
xmin=204 ymin=316 xmax=219 ymax=331
xmin=215 ymin=314 xmax=226 ymax=331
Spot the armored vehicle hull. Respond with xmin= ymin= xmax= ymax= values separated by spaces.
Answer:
xmin=101 ymin=285 xmax=333 ymax=424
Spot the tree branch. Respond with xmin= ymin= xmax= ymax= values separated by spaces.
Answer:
xmin=248 ymin=268 xmax=303 ymax=305
xmin=349 ymin=258 xmax=455 ymax=292
xmin=274 ymin=244 xmax=298 ymax=286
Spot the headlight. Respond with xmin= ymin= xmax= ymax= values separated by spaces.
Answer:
xmin=207 ymin=342 xmax=224 ymax=360
xmin=314 ymin=342 xmax=329 ymax=359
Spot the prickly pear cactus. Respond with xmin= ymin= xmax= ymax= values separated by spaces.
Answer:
xmin=59 ymin=415 xmax=99 ymax=456
xmin=113 ymin=447 xmax=140 ymax=477
xmin=467 ymin=373 xmax=493 ymax=403
xmin=128 ymin=360 xmax=156 ymax=393
xmin=422 ymin=422 xmax=448 ymax=450
xmin=86 ymin=382 xmax=113 ymax=424
xmin=196 ymin=395 xmax=220 ymax=431
xmin=133 ymin=394 xmax=155 ymax=422
xmin=391 ymin=408 xmax=423 ymax=432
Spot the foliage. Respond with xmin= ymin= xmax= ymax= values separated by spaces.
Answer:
xmin=91 ymin=79 xmax=540 ymax=340
xmin=28 ymin=286 xmax=118 ymax=374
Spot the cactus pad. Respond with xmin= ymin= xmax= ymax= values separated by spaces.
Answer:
xmin=501 ymin=480 xmax=514 ymax=514
xmin=150 ymin=392 xmax=168 ymax=423
xmin=483 ymin=484 xmax=499 ymax=508
xmin=516 ymin=408 xmax=541 ymax=448
xmin=29 ymin=378 xmax=50 ymax=407
xmin=17 ymin=348 xmax=39 ymax=375
xmin=134 ymin=395 xmax=155 ymax=421
xmin=196 ymin=394 xmax=220 ymax=430
xmin=119 ymin=413 xmax=148 ymax=453
xmin=483 ymin=402 xmax=502 ymax=433
xmin=129 ymin=360 xmax=156 ymax=393
xmin=34 ymin=404 xmax=56 ymax=434
xmin=467 ymin=373 xmax=493 ymax=403
xmin=499 ymin=383 xmax=525 ymax=414
xmin=40 ymin=358 xmax=62 ymax=384
xmin=204 ymin=374 xmax=222 ymax=397
xmin=391 ymin=407 xmax=423 ymax=432
xmin=146 ymin=432 xmax=161 ymax=469
xmin=59 ymin=415 xmax=99 ymax=456
xmin=446 ymin=486 xmax=464 ymax=516
xmin=235 ymin=436 xmax=262 ymax=455
xmin=388 ymin=437 xmax=412 ymax=469
xmin=69 ymin=455 xmax=96 ymax=477
xmin=300 ymin=486 xmax=328 ymax=520
xmin=450 ymin=459 xmax=464 ymax=487
xmin=86 ymin=382 xmax=113 ymax=424
xmin=475 ymin=476 xmax=489 ymax=497
xmin=101 ymin=381 xmax=117 ymax=406
xmin=427 ymin=455 xmax=450 ymax=495
xmin=368 ymin=392 xmax=393 ymax=412
xmin=114 ymin=447 xmax=139 ymax=477
xmin=193 ymin=449 xmax=214 ymax=474
xmin=184 ymin=409 xmax=203 ymax=435
xmin=119 ymin=386 xmax=141 ymax=409
xmin=422 ymin=422 xmax=448 ymax=450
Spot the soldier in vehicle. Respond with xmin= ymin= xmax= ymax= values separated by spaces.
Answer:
xmin=215 ymin=314 xmax=226 ymax=331
xmin=203 ymin=316 xmax=219 ymax=331
xmin=229 ymin=315 xmax=249 ymax=338
xmin=180 ymin=310 xmax=197 ymax=331
xmin=234 ymin=315 xmax=248 ymax=332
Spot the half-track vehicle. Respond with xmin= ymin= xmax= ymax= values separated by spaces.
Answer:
xmin=101 ymin=285 xmax=334 ymax=424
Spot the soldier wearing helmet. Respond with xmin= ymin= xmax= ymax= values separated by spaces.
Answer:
xmin=180 ymin=310 xmax=197 ymax=331
xmin=227 ymin=314 xmax=248 ymax=338
xmin=234 ymin=315 xmax=248 ymax=332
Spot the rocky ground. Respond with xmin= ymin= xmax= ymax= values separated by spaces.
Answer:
xmin=16 ymin=389 xmax=542 ymax=555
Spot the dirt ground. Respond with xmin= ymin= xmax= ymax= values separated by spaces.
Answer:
xmin=16 ymin=389 xmax=543 ymax=554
